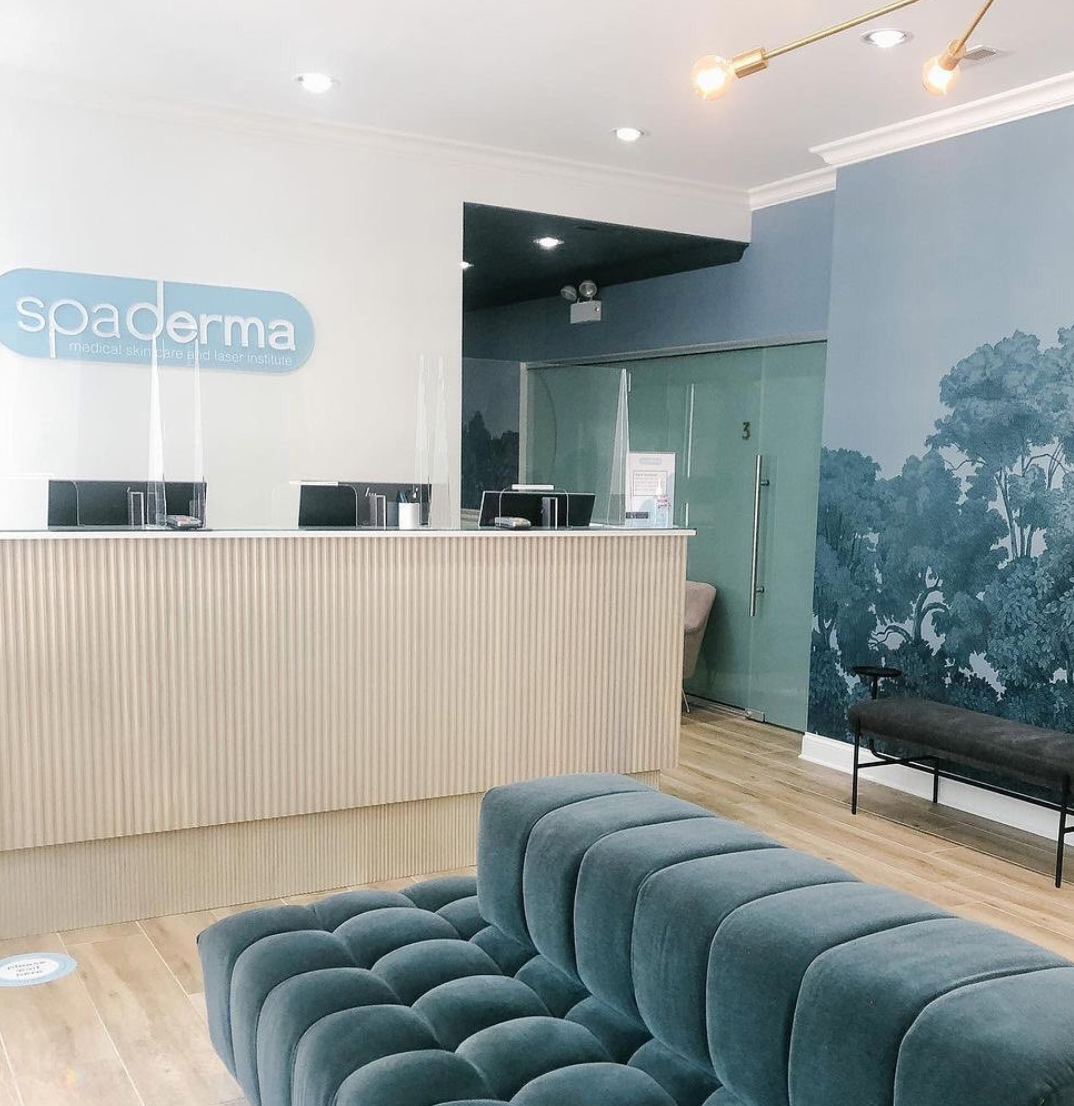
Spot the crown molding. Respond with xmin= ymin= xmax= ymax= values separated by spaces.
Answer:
xmin=749 ymin=167 xmax=837 ymax=211
xmin=0 ymin=69 xmax=750 ymax=219
xmin=811 ymin=70 xmax=1074 ymax=168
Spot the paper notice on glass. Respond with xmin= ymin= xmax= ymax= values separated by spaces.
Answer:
xmin=626 ymin=452 xmax=676 ymax=528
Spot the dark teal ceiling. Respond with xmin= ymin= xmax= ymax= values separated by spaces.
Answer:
xmin=463 ymin=203 xmax=747 ymax=311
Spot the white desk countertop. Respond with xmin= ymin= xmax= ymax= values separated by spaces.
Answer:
xmin=0 ymin=526 xmax=696 ymax=541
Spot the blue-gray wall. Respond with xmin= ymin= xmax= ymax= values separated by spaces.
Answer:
xmin=463 ymin=190 xmax=835 ymax=363
xmin=810 ymin=104 xmax=1074 ymax=741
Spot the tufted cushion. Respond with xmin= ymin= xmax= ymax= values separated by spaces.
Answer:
xmin=511 ymin=1063 xmax=678 ymax=1106
xmin=336 ymin=907 xmax=459 ymax=968
xmin=476 ymin=773 xmax=652 ymax=943
xmin=573 ymin=818 xmax=780 ymax=1019
xmin=200 ymin=773 xmax=1074 ymax=1106
xmin=629 ymin=1040 xmax=720 ymax=1106
xmin=335 ymin=1049 xmax=494 ymax=1106
xmin=522 ymin=791 xmax=714 ymax=976
xmin=789 ymin=918 xmax=1070 ymax=1106
xmin=257 ymin=968 xmax=399 ymax=1106
xmin=292 ymin=1004 xmax=439 ymax=1106
xmin=310 ymin=889 xmax=417 ymax=931
xmin=199 ymin=903 xmax=318 ymax=1074
xmin=894 ymin=966 xmax=1074 ymax=1106
xmin=231 ymin=929 xmax=355 ymax=1103
xmin=404 ymin=874 xmax=479 ymax=912
xmin=372 ymin=938 xmax=502 ymax=1005
xmin=632 ymin=849 xmax=856 ymax=1069
xmin=513 ymin=954 xmax=590 ymax=1017
xmin=457 ymin=1016 xmax=609 ymax=1098
xmin=565 ymin=996 xmax=650 ymax=1063
xmin=437 ymin=896 xmax=486 ymax=939
xmin=707 ymin=882 xmax=949 ymax=1106
xmin=414 ymin=976 xmax=549 ymax=1050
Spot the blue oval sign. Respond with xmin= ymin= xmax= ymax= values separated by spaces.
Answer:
xmin=0 ymin=952 xmax=78 ymax=987
xmin=0 ymin=268 xmax=314 ymax=372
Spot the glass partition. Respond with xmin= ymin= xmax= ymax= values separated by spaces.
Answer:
xmin=525 ymin=363 xmax=623 ymax=521
xmin=0 ymin=321 xmax=460 ymax=531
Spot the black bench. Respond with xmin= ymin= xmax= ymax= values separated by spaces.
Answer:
xmin=848 ymin=696 xmax=1074 ymax=887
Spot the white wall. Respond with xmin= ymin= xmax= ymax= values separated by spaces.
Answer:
xmin=0 ymin=87 xmax=750 ymax=529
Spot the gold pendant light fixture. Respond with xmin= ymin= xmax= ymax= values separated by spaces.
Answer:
xmin=691 ymin=0 xmax=1001 ymax=102
xmin=921 ymin=0 xmax=998 ymax=95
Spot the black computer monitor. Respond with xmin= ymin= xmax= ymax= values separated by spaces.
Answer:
xmin=47 ymin=479 xmax=207 ymax=527
xmin=563 ymin=492 xmax=595 ymax=528
xmin=299 ymin=482 xmax=432 ymax=528
xmin=478 ymin=490 xmax=595 ymax=528
xmin=298 ymin=484 xmax=360 ymax=528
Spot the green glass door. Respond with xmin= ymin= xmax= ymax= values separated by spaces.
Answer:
xmin=744 ymin=343 xmax=827 ymax=729
xmin=678 ymin=350 xmax=764 ymax=713
xmin=526 ymin=342 xmax=826 ymax=731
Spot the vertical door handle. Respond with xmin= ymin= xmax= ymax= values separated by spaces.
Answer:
xmin=749 ymin=454 xmax=769 ymax=617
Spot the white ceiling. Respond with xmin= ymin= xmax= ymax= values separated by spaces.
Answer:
xmin=1 ymin=0 xmax=1070 ymax=190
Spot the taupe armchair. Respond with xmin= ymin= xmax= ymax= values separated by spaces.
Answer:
xmin=683 ymin=581 xmax=716 ymax=712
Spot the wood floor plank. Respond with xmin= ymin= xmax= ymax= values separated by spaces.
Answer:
xmin=952 ymin=902 xmax=1074 ymax=960
xmin=957 ymin=886 xmax=1074 ymax=945
xmin=694 ymin=757 xmax=961 ymax=858
xmin=0 ymin=933 xmax=141 ymax=1106
xmin=0 ymin=1040 xmax=22 ymax=1106
xmin=60 ymin=923 xmax=141 ymax=947
xmin=138 ymin=912 xmax=216 ymax=995
xmin=74 ymin=933 xmax=239 ymax=1106
xmin=735 ymin=808 xmax=975 ymax=910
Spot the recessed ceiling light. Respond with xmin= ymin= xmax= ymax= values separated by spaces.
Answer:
xmin=613 ymin=126 xmax=646 ymax=143
xmin=861 ymin=28 xmax=912 ymax=49
xmin=294 ymin=72 xmax=338 ymax=94
xmin=460 ymin=261 xmax=473 ymax=271
xmin=535 ymin=237 xmax=564 ymax=251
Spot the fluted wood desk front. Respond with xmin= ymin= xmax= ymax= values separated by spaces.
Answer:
xmin=0 ymin=527 xmax=690 ymax=936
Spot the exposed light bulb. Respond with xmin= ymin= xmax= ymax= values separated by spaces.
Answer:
xmin=690 ymin=55 xmax=734 ymax=101
xmin=578 ymin=279 xmax=599 ymax=301
xmin=922 ymin=54 xmax=960 ymax=95
xmin=613 ymin=126 xmax=645 ymax=143
xmin=535 ymin=236 xmax=564 ymax=251
xmin=294 ymin=72 xmax=337 ymax=94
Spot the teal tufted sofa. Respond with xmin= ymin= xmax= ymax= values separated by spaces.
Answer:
xmin=199 ymin=773 xmax=1074 ymax=1106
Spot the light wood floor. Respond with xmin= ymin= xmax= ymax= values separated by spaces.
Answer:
xmin=3 ymin=709 xmax=1073 ymax=1106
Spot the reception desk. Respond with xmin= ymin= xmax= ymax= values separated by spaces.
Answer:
xmin=0 ymin=527 xmax=689 ymax=937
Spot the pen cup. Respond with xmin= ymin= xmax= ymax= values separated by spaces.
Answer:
xmin=398 ymin=501 xmax=422 ymax=530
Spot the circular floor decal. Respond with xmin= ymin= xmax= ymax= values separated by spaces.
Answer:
xmin=0 ymin=953 xmax=77 ymax=987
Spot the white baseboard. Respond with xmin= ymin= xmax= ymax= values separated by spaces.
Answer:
xmin=799 ymin=732 xmax=1060 ymax=843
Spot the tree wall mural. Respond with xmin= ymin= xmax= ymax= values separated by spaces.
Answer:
xmin=809 ymin=324 xmax=1074 ymax=739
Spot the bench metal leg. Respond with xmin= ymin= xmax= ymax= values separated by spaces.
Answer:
xmin=851 ymin=721 xmax=861 ymax=816
xmin=932 ymin=758 xmax=941 ymax=805
xmin=1058 ymin=775 xmax=1070 ymax=889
